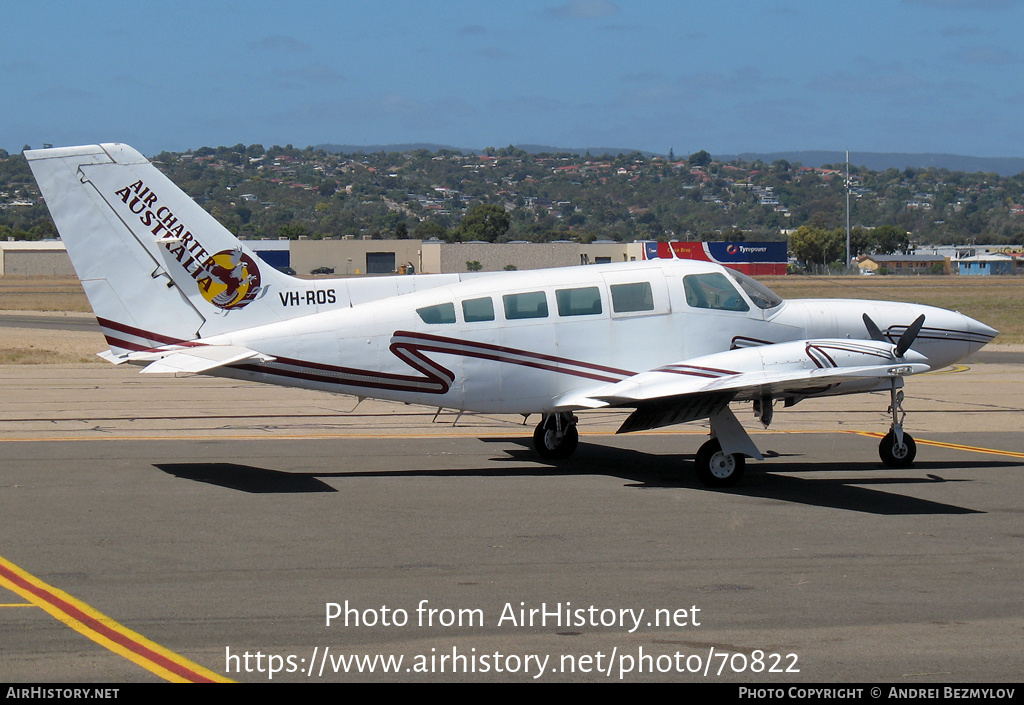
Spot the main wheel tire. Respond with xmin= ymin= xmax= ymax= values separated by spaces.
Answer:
xmin=694 ymin=438 xmax=745 ymax=487
xmin=879 ymin=430 xmax=917 ymax=468
xmin=533 ymin=419 xmax=579 ymax=460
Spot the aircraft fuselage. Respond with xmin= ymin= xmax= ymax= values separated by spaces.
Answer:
xmin=183 ymin=260 xmax=993 ymax=415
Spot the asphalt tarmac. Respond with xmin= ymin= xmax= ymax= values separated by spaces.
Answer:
xmin=0 ymin=313 xmax=101 ymax=333
xmin=1 ymin=360 xmax=1022 ymax=683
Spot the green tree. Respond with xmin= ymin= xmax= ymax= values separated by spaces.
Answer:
xmin=414 ymin=221 xmax=450 ymax=241
xmin=849 ymin=226 xmax=870 ymax=257
xmin=869 ymin=225 xmax=910 ymax=255
xmin=789 ymin=225 xmax=844 ymax=269
xmin=455 ymin=204 xmax=510 ymax=242
xmin=689 ymin=150 xmax=712 ymax=167
xmin=278 ymin=223 xmax=309 ymax=239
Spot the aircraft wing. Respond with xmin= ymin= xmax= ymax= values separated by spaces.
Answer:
xmin=572 ymin=338 xmax=931 ymax=433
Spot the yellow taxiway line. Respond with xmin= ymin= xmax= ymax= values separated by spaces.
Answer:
xmin=0 ymin=427 xmax=1021 ymax=451
xmin=0 ymin=554 xmax=231 ymax=683
xmin=848 ymin=431 xmax=1024 ymax=459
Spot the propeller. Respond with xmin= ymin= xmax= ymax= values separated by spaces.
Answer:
xmin=862 ymin=313 xmax=886 ymax=342
xmin=895 ymin=314 xmax=926 ymax=357
xmin=863 ymin=313 xmax=926 ymax=358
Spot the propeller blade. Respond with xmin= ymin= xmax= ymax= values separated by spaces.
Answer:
xmin=895 ymin=314 xmax=926 ymax=357
xmin=862 ymin=313 xmax=886 ymax=342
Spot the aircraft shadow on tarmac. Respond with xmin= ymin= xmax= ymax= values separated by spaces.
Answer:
xmin=154 ymin=438 xmax=1020 ymax=515
xmin=485 ymin=440 xmax=1008 ymax=516
xmin=155 ymin=463 xmax=339 ymax=494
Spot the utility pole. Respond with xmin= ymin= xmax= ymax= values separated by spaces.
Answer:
xmin=846 ymin=149 xmax=851 ymax=273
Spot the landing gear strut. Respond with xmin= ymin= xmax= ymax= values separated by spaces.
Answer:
xmin=693 ymin=407 xmax=761 ymax=487
xmin=533 ymin=412 xmax=579 ymax=460
xmin=879 ymin=379 xmax=916 ymax=468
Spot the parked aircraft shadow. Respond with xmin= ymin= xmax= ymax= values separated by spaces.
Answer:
xmin=154 ymin=460 xmax=586 ymax=494
xmin=155 ymin=463 xmax=339 ymax=493
xmin=155 ymin=439 xmax=1019 ymax=515
xmin=485 ymin=439 xmax=1016 ymax=516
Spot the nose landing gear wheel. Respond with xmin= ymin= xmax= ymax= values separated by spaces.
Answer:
xmin=878 ymin=430 xmax=916 ymax=468
xmin=695 ymin=438 xmax=745 ymax=487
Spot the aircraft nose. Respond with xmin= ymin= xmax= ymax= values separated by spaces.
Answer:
xmin=903 ymin=306 xmax=997 ymax=367
xmin=963 ymin=314 xmax=998 ymax=351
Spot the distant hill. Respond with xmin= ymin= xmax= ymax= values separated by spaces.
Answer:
xmin=315 ymin=143 xmax=661 ymax=158
xmin=512 ymin=145 xmax=661 ymax=158
xmin=316 ymin=143 xmax=1024 ymax=175
xmin=316 ymin=142 xmax=470 ymax=155
xmin=714 ymin=151 xmax=1024 ymax=177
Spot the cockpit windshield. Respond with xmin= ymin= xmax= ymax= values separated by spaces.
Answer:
xmin=724 ymin=269 xmax=785 ymax=310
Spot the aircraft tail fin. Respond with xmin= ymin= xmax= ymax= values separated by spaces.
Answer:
xmin=25 ymin=144 xmax=298 ymax=354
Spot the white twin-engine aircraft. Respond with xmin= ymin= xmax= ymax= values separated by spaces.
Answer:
xmin=26 ymin=144 xmax=997 ymax=486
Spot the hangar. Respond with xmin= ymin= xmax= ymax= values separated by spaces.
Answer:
xmin=0 ymin=241 xmax=74 ymax=276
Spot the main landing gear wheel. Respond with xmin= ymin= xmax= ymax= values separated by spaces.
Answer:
xmin=695 ymin=438 xmax=745 ymax=487
xmin=533 ymin=414 xmax=579 ymax=460
xmin=878 ymin=430 xmax=916 ymax=468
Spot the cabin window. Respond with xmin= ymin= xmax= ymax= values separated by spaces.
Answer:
xmin=683 ymin=273 xmax=750 ymax=312
xmin=416 ymin=302 xmax=456 ymax=324
xmin=555 ymin=286 xmax=602 ymax=316
xmin=503 ymin=291 xmax=548 ymax=320
xmin=462 ymin=297 xmax=494 ymax=322
xmin=610 ymin=282 xmax=654 ymax=313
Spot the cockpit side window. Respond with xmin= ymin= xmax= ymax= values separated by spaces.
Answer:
xmin=683 ymin=273 xmax=750 ymax=312
xmin=724 ymin=269 xmax=784 ymax=310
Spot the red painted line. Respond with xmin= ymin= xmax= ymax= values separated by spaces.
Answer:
xmin=0 ymin=559 xmax=223 ymax=682
xmin=95 ymin=319 xmax=635 ymax=391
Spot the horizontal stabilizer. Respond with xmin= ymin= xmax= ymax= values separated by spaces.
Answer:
xmin=97 ymin=350 xmax=128 ymax=365
xmin=134 ymin=345 xmax=274 ymax=374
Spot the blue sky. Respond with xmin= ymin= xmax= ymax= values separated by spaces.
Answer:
xmin=4 ymin=0 xmax=1023 ymax=157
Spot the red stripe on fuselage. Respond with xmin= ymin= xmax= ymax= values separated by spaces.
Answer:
xmin=96 ymin=320 xmax=636 ymax=394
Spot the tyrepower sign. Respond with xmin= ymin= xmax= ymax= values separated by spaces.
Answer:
xmin=643 ymin=241 xmax=787 ymax=275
